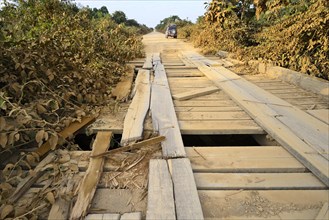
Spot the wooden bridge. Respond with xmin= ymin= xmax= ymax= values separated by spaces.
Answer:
xmin=5 ymin=32 xmax=329 ymax=220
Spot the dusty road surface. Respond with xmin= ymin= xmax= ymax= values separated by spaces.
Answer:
xmin=142 ymin=31 xmax=195 ymax=54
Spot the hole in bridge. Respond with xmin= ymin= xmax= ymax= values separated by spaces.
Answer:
xmin=74 ymin=133 xmax=122 ymax=151
xmin=182 ymin=135 xmax=260 ymax=147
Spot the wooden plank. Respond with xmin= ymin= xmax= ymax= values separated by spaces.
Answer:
xmin=143 ymin=54 xmax=153 ymax=69
xmin=112 ymin=66 xmax=134 ymax=101
xmin=178 ymin=120 xmax=264 ymax=135
xmin=90 ymin=189 xmax=146 ymax=214
xmin=146 ymin=160 xmax=176 ymax=220
xmin=186 ymin=147 xmax=306 ymax=172
xmin=85 ymin=214 xmax=103 ymax=220
xmin=169 ymin=158 xmax=204 ymax=220
xmin=174 ymin=106 xmax=242 ymax=112
xmin=316 ymin=202 xmax=329 ymax=220
xmin=70 ymin=131 xmax=112 ymax=220
xmin=176 ymin=111 xmax=251 ymax=121
xmin=151 ymin=62 xmax=186 ymax=158
xmin=307 ymin=109 xmax=329 ymax=124
xmin=166 ymin=71 xmax=204 ymax=77
xmin=172 ymin=86 xmax=219 ymax=101
xmin=121 ymin=70 xmax=150 ymax=146
xmin=121 ymin=212 xmax=142 ymax=220
xmin=36 ymin=116 xmax=95 ymax=156
xmin=183 ymin=51 xmax=329 ymax=186
xmin=194 ymin=173 xmax=326 ymax=190
xmin=174 ymin=100 xmax=236 ymax=107
xmin=198 ymin=190 xmax=329 ymax=219
xmin=85 ymin=213 xmax=121 ymax=220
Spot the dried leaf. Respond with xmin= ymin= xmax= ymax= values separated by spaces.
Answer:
xmin=0 ymin=133 xmax=7 ymax=148
xmin=35 ymin=130 xmax=45 ymax=145
xmin=8 ymin=132 xmax=16 ymax=146
xmin=36 ymin=104 xmax=47 ymax=114
xmin=0 ymin=117 xmax=6 ymax=131
xmin=26 ymin=154 xmax=36 ymax=165
xmin=46 ymin=191 xmax=55 ymax=204
xmin=1 ymin=204 xmax=13 ymax=219
xmin=49 ymin=133 xmax=58 ymax=150
xmin=0 ymin=182 xmax=13 ymax=191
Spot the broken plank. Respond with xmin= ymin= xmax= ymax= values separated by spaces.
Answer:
xmin=172 ymin=86 xmax=219 ymax=101
xmin=194 ymin=173 xmax=326 ymax=190
xmin=121 ymin=70 xmax=150 ymax=146
xmin=169 ymin=158 xmax=204 ymax=219
xmin=151 ymin=63 xmax=186 ymax=158
xmin=146 ymin=159 xmax=176 ymax=220
xmin=112 ymin=66 xmax=134 ymax=101
xmin=8 ymin=152 xmax=57 ymax=204
xmin=36 ymin=116 xmax=95 ymax=156
xmin=92 ymin=136 xmax=165 ymax=158
xmin=70 ymin=131 xmax=112 ymax=220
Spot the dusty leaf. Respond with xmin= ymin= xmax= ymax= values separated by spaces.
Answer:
xmin=35 ymin=130 xmax=45 ymax=145
xmin=26 ymin=154 xmax=36 ymax=165
xmin=0 ymin=182 xmax=13 ymax=191
xmin=49 ymin=133 xmax=58 ymax=150
xmin=36 ymin=104 xmax=47 ymax=114
xmin=46 ymin=191 xmax=55 ymax=204
xmin=1 ymin=204 xmax=13 ymax=219
xmin=8 ymin=132 xmax=16 ymax=146
xmin=0 ymin=117 xmax=6 ymax=131
xmin=0 ymin=133 xmax=7 ymax=148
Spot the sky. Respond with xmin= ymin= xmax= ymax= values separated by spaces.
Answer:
xmin=74 ymin=0 xmax=209 ymax=28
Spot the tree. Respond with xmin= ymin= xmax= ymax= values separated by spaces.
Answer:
xmin=112 ymin=10 xmax=127 ymax=24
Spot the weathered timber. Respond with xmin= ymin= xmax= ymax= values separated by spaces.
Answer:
xmin=150 ymin=62 xmax=186 ymax=158
xmin=36 ymin=116 xmax=95 ymax=156
xmin=168 ymin=158 xmax=204 ymax=219
xmin=183 ymin=51 xmax=329 ymax=186
xmin=70 ymin=131 xmax=112 ymax=220
xmin=146 ymin=159 xmax=176 ymax=220
xmin=121 ymin=69 xmax=150 ymax=146
xmin=172 ymin=86 xmax=220 ymax=101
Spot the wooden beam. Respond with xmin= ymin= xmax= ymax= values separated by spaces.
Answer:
xmin=70 ymin=131 xmax=112 ymax=220
xmin=151 ymin=62 xmax=186 ymax=158
xmin=194 ymin=173 xmax=326 ymax=190
xmin=121 ymin=212 xmax=142 ymax=220
xmin=183 ymin=51 xmax=329 ymax=186
xmin=121 ymin=70 xmax=150 ymax=146
xmin=168 ymin=158 xmax=204 ymax=219
xmin=92 ymin=136 xmax=165 ymax=158
xmin=36 ymin=116 xmax=95 ymax=157
xmin=172 ymin=86 xmax=220 ymax=101
xmin=146 ymin=159 xmax=176 ymax=220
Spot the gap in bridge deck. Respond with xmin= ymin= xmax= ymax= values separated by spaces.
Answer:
xmin=182 ymin=134 xmax=260 ymax=147
xmin=75 ymin=133 xmax=122 ymax=150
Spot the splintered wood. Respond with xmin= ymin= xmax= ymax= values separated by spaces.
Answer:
xmin=70 ymin=131 xmax=112 ymax=220
xmin=121 ymin=70 xmax=151 ymax=146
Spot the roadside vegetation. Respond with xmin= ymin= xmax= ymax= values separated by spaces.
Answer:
xmin=0 ymin=0 xmax=150 ymax=158
xmin=159 ymin=0 xmax=329 ymax=80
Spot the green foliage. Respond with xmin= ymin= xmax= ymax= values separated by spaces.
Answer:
xmin=0 ymin=0 xmax=145 ymax=151
xmin=155 ymin=15 xmax=192 ymax=33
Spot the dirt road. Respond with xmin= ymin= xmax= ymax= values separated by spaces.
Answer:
xmin=142 ymin=31 xmax=195 ymax=54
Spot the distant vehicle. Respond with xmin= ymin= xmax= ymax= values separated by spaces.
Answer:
xmin=165 ymin=24 xmax=177 ymax=38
